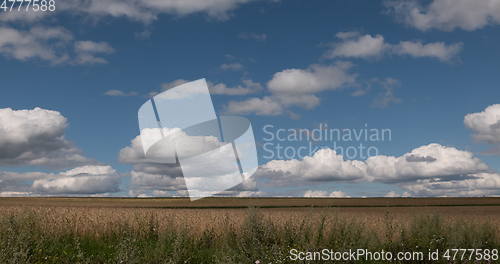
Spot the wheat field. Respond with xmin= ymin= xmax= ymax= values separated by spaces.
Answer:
xmin=0 ymin=198 xmax=499 ymax=263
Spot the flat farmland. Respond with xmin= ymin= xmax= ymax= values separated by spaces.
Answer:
xmin=0 ymin=198 xmax=499 ymax=263
xmin=1 ymin=196 xmax=500 ymax=208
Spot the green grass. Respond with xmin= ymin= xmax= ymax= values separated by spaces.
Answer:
xmin=0 ymin=209 xmax=498 ymax=264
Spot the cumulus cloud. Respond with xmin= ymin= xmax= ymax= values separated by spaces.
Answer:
xmin=267 ymin=63 xmax=356 ymax=94
xmin=0 ymin=192 xmax=32 ymax=197
xmin=209 ymin=79 xmax=262 ymax=95
xmin=304 ymin=190 xmax=350 ymax=198
xmin=74 ymin=41 xmax=114 ymax=64
xmin=401 ymin=173 xmax=500 ymax=197
xmin=32 ymin=165 xmax=120 ymax=195
xmin=2 ymin=0 xmax=259 ymax=23
xmin=225 ymin=95 xmax=321 ymax=117
xmin=232 ymin=191 xmax=265 ymax=197
xmin=117 ymin=78 xmax=261 ymax=98
xmin=261 ymin=148 xmax=367 ymax=183
xmin=386 ymin=0 xmax=500 ymax=31
xmin=0 ymin=165 xmax=120 ymax=196
xmin=120 ymin=129 xmax=226 ymax=165
xmin=0 ymin=107 xmax=122 ymax=196
xmin=0 ymin=26 xmax=71 ymax=64
xmin=128 ymin=166 xmax=260 ymax=198
xmin=153 ymin=79 xmax=262 ymax=97
xmin=464 ymin=104 xmax=500 ymax=144
xmin=325 ymin=32 xmax=387 ymax=59
xmin=0 ymin=26 xmax=114 ymax=65
xmin=128 ymin=169 xmax=187 ymax=197
xmin=0 ymin=1 xmax=258 ymax=65
xmin=119 ymin=135 xmax=188 ymax=197
xmin=258 ymin=143 xmax=497 ymax=196
xmin=325 ymin=32 xmax=462 ymax=62
xmin=5 ymin=0 xmax=257 ymax=23
xmin=362 ymin=144 xmax=487 ymax=183
xmin=393 ymin=41 xmax=463 ymax=62
xmin=0 ymin=9 xmax=49 ymax=23
xmin=226 ymin=63 xmax=356 ymax=116
xmin=0 ymin=171 xmax=48 ymax=194
xmin=384 ymin=191 xmax=411 ymax=197
xmin=226 ymin=31 xmax=458 ymax=117
xmin=119 ymin=134 xmax=258 ymax=197
xmin=0 ymin=107 xmax=91 ymax=167
xmin=226 ymin=96 xmax=285 ymax=116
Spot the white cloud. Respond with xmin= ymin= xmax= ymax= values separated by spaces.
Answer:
xmin=119 ymin=134 xmax=259 ymax=197
xmin=304 ymin=190 xmax=350 ymax=198
xmin=121 ymin=129 xmax=224 ymax=164
xmin=0 ymin=26 xmax=71 ymax=64
xmin=0 ymin=107 xmax=91 ymax=167
xmin=0 ymin=0 xmax=258 ymax=23
xmin=54 ymin=0 xmax=258 ymax=23
xmin=0 ymin=9 xmax=48 ymax=23
xmin=0 ymin=107 xmax=121 ymax=196
xmin=129 ymin=170 xmax=186 ymax=196
xmin=62 ymin=165 xmax=116 ymax=176
xmin=0 ymin=1 xmax=255 ymax=65
xmin=209 ymin=79 xmax=262 ymax=95
xmin=226 ymin=63 xmax=356 ymax=116
xmin=278 ymin=94 xmax=320 ymax=109
xmin=0 ymin=26 xmax=114 ymax=65
xmin=214 ymin=177 xmax=260 ymax=197
xmin=233 ymin=191 xmax=265 ymax=197
xmin=155 ymin=79 xmax=261 ymax=96
xmin=127 ymin=166 xmax=256 ymax=198
xmin=74 ymin=41 xmax=115 ymax=64
xmin=226 ymin=96 xmax=285 ymax=116
xmin=267 ymin=63 xmax=356 ymax=94
xmin=384 ymin=191 xmax=411 ymax=197
xmin=0 ymin=165 xmax=121 ymax=195
xmin=330 ymin=190 xmax=350 ymax=198
xmin=261 ymin=148 xmax=367 ymax=184
xmin=325 ymin=33 xmax=387 ymax=59
xmin=227 ymin=32 xmax=458 ymax=117
xmin=325 ymin=32 xmax=462 ymax=62
xmin=119 ymin=135 xmax=152 ymax=164
xmin=226 ymin=94 xmax=320 ymax=116
xmin=75 ymin=41 xmax=114 ymax=53
xmin=464 ymin=104 xmax=500 ymax=143
xmin=0 ymin=1 xmax=258 ymax=67
xmin=259 ymin=143 xmax=496 ymax=196
xmin=335 ymin=31 xmax=361 ymax=39
xmin=364 ymin=144 xmax=488 ymax=183
xmin=393 ymin=41 xmax=463 ymax=62
xmin=2 ymin=1 xmax=259 ymax=23
xmin=32 ymin=165 xmax=120 ymax=195
xmin=401 ymin=173 xmax=500 ymax=197
xmin=0 ymin=192 xmax=32 ymax=197
xmin=0 ymin=171 xmax=49 ymax=194
xmin=386 ymin=0 xmax=500 ymax=31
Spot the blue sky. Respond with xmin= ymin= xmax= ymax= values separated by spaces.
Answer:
xmin=1 ymin=0 xmax=500 ymax=197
